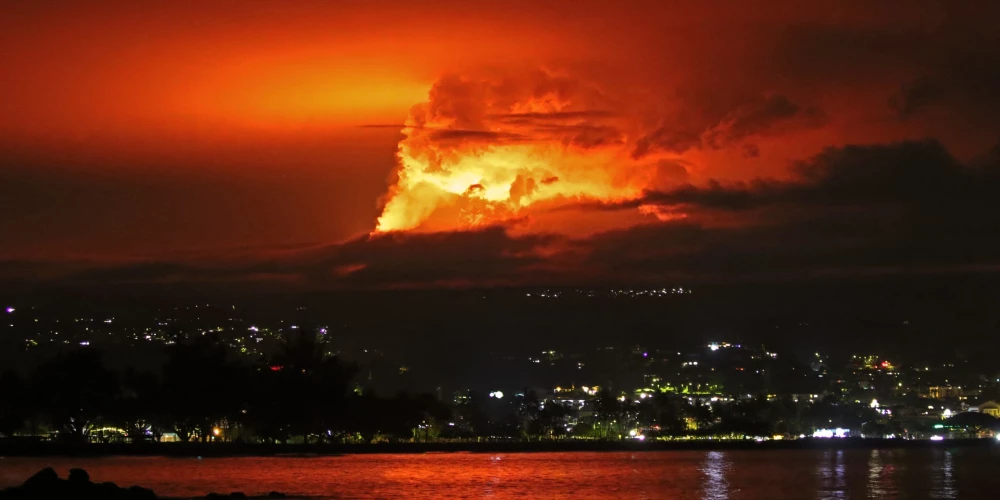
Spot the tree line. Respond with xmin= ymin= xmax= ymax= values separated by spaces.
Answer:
xmin=1 ymin=332 xmax=955 ymax=444
xmin=0 ymin=333 xmax=452 ymax=444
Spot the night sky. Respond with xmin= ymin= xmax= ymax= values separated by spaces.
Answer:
xmin=3 ymin=1 xmax=1000 ymax=290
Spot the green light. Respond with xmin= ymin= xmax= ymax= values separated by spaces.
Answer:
xmin=933 ymin=424 xmax=944 ymax=429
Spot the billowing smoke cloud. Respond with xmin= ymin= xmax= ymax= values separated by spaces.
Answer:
xmin=374 ymin=69 xmax=824 ymax=233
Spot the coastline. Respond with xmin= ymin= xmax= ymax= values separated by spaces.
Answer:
xmin=1 ymin=438 xmax=994 ymax=457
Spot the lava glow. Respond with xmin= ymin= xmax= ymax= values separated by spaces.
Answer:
xmin=376 ymin=134 xmax=639 ymax=232
xmin=374 ymin=72 xmax=667 ymax=233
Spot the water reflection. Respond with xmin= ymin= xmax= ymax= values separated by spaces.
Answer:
xmin=817 ymin=450 xmax=847 ymax=500
xmin=866 ymin=449 xmax=896 ymax=499
xmin=483 ymin=454 xmax=502 ymax=497
xmin=930 ymin=450 xmax=956 ymax=499
xmin=700 ymin=451 xmax=730 ymax=500
xmin=0 ymin=449 xmax=992 ymax=499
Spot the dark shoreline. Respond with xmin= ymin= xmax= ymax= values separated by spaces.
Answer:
xmin=1 ymin=438 xmax=995 ymax=457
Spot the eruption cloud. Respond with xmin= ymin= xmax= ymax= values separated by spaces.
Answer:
xmin=373 ymin=70 xmax=682 ymax=234
xmin=372 ymin=68 xmax=828 ymax=235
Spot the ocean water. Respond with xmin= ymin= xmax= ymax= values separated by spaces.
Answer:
xmin=1 ymin=448 xmax=998 ymax=499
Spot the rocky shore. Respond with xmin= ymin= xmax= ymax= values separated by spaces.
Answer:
xmin=0 ymin=468 xmax=156 ymax=500
xmin=0 ymin=468 xmax=288 ymax=500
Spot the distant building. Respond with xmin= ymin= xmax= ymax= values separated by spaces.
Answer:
xmin=976 ymin=401 xmax=1000 ymax=417
xmin=928 ymin=386 xmax=964 ymax=399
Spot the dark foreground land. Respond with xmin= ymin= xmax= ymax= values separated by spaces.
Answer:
xmin=0 ymin=467 xmax=287 ymax=500
xmin=1 ymin=437 xmax=995 ymax=457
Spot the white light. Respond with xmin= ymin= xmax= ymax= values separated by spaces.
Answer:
xmin=5 ymin=307 xmax=13 ymax=314
xmin=489 ymin=391 xmax=504 ymax=399
xmin=870 ymin=399 xmax=879 ymax=408
xmin=813 ymin=428 xmax=849 ymax=439
xmin=930 ymin=435 xmax=944 ymax=441
xmin=636 ymin=435 xmax=646 ymax=441
xmin=709 ymin=343 xmax=720 ymax=351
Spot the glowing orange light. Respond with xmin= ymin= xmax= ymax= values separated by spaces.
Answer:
xmin=373 ymin=73 xmax=680 ymax=234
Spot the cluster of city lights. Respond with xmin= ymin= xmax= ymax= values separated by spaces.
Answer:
xmin=525 ymin=288 xmax=693 ymax=299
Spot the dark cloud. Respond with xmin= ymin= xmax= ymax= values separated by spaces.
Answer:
xmin=632 ymin=128 xmax=701 ymax=158
xmin=632 ymin=94 xmax=826 ymax=158
xmin=703 ymin=95 xmax=806 ymax=148
xmin=1 ymin=226 xmax=562 ymax=289
xmin=889 ymin=78 xmax=944 ymax=118
xmin=581 ymin=140 xmax=1000 ymax=280
xmin=614 ymin=140 xmax=979 ymax=210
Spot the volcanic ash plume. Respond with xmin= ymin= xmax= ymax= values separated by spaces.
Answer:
xmin=374 ymin=71 xmax=669 ymax=233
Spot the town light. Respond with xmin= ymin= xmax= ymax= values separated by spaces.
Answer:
xmin=813 ymin=428 xmax=849 ymax=439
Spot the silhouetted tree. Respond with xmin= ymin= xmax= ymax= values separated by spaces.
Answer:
xmin=255 ymin=330 xmax=355 ymax=443
xmin=161 ymin=337 xmax=242 ymax=442
xmin=0 ymin=371 xmax=27 ymax=438
xmin=111 ymin=367 xmax=164 ymax=443
xmin=34 ymin=349 xmax=117 ymax=443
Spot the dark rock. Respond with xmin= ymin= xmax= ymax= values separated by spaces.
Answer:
xmin=205 ymin=494 xmax=226 ymax=499
xmin=68 ymin=468 xmax=91 ymax=483
xmin=228 ymin=493 xmax=247 ymax=499
xmin=127 ymin=485 xmax=157 ymax=500
xmin=268 ymin=493 xmax=287 ymax=498
xmin=0 ymin=470 xmax=161 ymax=500
xmin=0 ymin=486 xmax=23 ymax=499
xmin=22 ymin=468 xmax=58 ymax=489
xmin=98 ymin=481 xmax=127 ymax=500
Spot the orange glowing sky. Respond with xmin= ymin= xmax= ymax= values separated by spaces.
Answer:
xmin=3 ymin=1 xmax=1000 ymax=287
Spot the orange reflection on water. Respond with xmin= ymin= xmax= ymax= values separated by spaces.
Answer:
xmin=0 ymin=449 xmax=981 ymax=499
